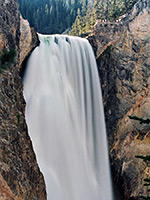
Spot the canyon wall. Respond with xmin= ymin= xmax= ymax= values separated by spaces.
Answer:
xmin=0 ymin=0 xmax=150 ymax=199
xmin=0 ymin=0 xmax=46 ymax=199
xmin=88 ymin=0 xmax=150 ymax=199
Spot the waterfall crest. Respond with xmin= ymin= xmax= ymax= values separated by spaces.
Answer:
xmin=23 ymin=34 xmax=113 ymax=200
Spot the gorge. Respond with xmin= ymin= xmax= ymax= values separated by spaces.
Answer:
xmin=0 ymin=0 xmax=150 ymax=199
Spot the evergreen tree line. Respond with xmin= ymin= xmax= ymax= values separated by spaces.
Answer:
xmin=70 ymin=0 xmax=138 ymax=36
xmin=18 ymin=0 xmax=138 ymax=35
xmin=18 ymin=0 xmax=86 ymax=34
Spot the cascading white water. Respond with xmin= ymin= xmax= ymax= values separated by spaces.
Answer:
xmin=23 ymin=34 xmax=113 ymax=200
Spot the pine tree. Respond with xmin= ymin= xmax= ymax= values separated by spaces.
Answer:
xmin=18 ymin=0 xmax=86 ymax=34
xmin=129 ymin=116 xmax=150 ymax=199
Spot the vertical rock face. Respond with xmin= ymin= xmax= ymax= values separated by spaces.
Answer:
xmin=0 ymin=0 xmax=20 ymax=56
xmin=88 ymin=0 xmax=150 ymax=199
xmin=0 ymin=0 xmax=46 ymax=199
xmin=0 ymin=174 xmax=15 ymax=200
xmin=19 ymin=16 xmax=40 ymax=66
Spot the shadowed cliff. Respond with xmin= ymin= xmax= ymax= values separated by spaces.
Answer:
xmin=88 ymin=0 xmax=150 ymax=199
xmin=0 ymin=0 xmax=46 ymax=199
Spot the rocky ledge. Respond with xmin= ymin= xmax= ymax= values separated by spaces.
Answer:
xmin=88 ymin=0 xmax=150 ymax=199
xmin=0 ymin=0 xmax=46 ymax=199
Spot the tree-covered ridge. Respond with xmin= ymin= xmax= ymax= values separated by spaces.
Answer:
xmin=18 ymin=0 xmax=138 ymax=35
xmin=18 ymin=0 xmax=85 ymax=34
xmin=69 ymin=0 xmax=138 ymax=36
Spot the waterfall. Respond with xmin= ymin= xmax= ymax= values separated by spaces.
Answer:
xmin=23 ymin=34 xmax=113 ymax=200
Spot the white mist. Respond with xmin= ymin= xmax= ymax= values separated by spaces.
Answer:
xmin=23 ymin=34 xmax=113 ymax=200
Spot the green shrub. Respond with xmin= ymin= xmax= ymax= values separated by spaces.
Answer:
xmin=17 ymin=112 xmax=21 ymax=124
xmin=129 ymin=116 xmax=150 ymax=199
xmin=0 ymin=48 xmax=16 ymax=73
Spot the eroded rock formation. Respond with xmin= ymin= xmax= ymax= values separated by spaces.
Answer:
xmin=0 ymin=0 xmax=46 ymax=199
xmin=88 ymin=0 xmax=150 ymax=199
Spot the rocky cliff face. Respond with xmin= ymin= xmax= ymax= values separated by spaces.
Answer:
xmin=0 ymin=0 xmax=46 ymax=199
xmin=88 ymin=0 xmax=150 ymax=199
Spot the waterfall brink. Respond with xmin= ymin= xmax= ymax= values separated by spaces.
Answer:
xmin=23 ymin=34 xmax=113 ymax=200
